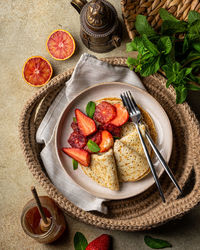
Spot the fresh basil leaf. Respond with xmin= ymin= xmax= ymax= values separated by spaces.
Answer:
xmin=135 ymin=15 xmax=158 ymax=39
xmin=144 ymin=236 xmax=172 ymax=249
xmin=157 ymin=36 xmax=172 ymax=55
xmin=87 ymin=140 xmax=100 ymax=153
xmin=73 ymin=117 xmax=77 ymax=123
xmin=73 ymin=159 xmax=78 ymax=170
xmin=86 ymin=101 xmax=96 ymax=118
xmin=188 ymin=10 xmax=200 ymax=24
xmin=159 ymin=8 xmax=179 ymax=23
xmin=142 ymin=34 xmax=160 ymax=56
xmin=74 ymin=232 xmax=88 ymax=250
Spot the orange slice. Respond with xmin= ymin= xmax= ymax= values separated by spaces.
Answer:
xmin=46 ymin=29 xmax=75 ymax=60
xmin=22 ymin=56 xmax=53 ymax=87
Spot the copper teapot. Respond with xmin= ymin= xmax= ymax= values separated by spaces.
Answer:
xmin=71 ymin=0 xmax=122 ymax=53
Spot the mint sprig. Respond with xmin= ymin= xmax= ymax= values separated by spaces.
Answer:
xmin=126 ymin=8 xmax=200 ymax=104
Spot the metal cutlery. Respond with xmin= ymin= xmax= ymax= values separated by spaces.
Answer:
xmin=120 ymin=91 xmax=182 ymax=202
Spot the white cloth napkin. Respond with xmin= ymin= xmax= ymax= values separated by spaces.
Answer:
xmin=36 ymin=53 xmax=144 ymax=213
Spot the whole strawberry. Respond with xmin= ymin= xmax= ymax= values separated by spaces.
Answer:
xmin=86 ymin=234 xmax=111 ymax=250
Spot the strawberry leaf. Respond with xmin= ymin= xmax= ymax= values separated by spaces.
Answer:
xmin=74 ymin=232 xmax=88 ymax=250
xmin=144 ymin=236 xmax=172 ymax=249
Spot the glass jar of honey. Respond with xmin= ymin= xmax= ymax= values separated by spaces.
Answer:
xmin=21 ymin=196 xmax=66 ymax=243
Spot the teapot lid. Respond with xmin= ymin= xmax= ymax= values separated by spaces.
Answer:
xmin=81 ymin=0 xmax=118 ymax=36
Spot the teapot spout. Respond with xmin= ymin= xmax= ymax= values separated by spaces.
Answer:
xmin=71 ymin=0 xmax=87 ymax=14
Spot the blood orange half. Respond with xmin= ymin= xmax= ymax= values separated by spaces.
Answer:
xmin=22 ymin=56 xmax=53 ymax=87
xmin=46 ymin=29 xmax=75 ymax=60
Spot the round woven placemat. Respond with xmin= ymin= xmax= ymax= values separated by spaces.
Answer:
xmin=19 ymin=57 xmax=200 ymax=231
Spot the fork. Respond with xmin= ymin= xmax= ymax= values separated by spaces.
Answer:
xmin=121 ymin=91 xmax=183 ymax=202
xmin=121 ymin=91 xmax=166 ymax=202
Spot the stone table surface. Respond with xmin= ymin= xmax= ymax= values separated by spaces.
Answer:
xmin=1 ymin=1 xmax=200 ymax=249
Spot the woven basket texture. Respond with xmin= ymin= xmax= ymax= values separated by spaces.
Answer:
xmin=19 ymin=57 xmax=200 ymax=231
xmin=121 ymin=0 xmax=200 ymax=40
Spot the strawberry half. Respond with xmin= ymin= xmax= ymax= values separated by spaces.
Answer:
xmin=99 ymin=130 xmax=114 ymax=153
xmin=110 ymin=103 xmax=129 ymax=127
xmin=75 ymin=109 xmax=97 ymax=137
xmin=62 ymin=148 xmax=90 ymax=166
xmin=86 ymin=234 xmax=111 ymax=250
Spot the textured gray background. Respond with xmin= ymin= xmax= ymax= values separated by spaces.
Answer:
xmin=0 ymin=0 xmax=200 ymax=249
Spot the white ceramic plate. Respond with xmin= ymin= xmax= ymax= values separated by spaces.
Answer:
xmin=55 ymin=82 xmax=173 ymax=200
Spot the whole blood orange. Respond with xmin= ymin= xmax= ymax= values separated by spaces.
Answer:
xmin=46 ymin=29 xmax=75 ymax=60
xmin=22 ymin=56 xmax=53 ymax=87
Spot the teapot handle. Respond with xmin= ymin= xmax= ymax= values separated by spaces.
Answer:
xmin=112 ymin=35 xmax=121 ymax=48
xmin=71 ymin=0 xmax=87 ymax=14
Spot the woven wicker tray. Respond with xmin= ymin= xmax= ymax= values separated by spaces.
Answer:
xmin=121 ymin=0 xmax=200 ymax=40
xmin=19 ymin=57 xmax=200 ymax=231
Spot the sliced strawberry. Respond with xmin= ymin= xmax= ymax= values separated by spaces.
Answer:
xmin=99 ymin=123 xmax=121 ymax=137
xmin=93 ymin=101 xmax=116 ymax=124
xmin=62 ymin=148 xmax=90 ymax=166
xmin=99 ymin=130 xmax=114 ymax=153
xmin=75 ymin=109 xmax=97 ymax=137
xmin=86 ymin=234 xmax=111 ymax=250
xmin=68 ymin=131 xmax=87 ymax=149
xmin=110 ymin=103 xmax=129 ymax=127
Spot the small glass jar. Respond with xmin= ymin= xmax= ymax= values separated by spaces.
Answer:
xmin=21 ymin=196 xmax=66 ymax=243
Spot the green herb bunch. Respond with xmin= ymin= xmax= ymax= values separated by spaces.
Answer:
xmin=126 ymin=8 xmax=200 ymax=103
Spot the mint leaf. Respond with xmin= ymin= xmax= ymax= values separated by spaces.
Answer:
xmin=126 ymin=41 xmax=137 ymax=52
xmin=187 ymin=83 xmax=200 ymax=91
xmin=87 ymin=140 xmax=100 ymax=153
xmin=86 ymin=101 xmax=96 ymax=118
xmin=73 ymin=159 xmax=78 ymax=170
xmin=74 ymin=232 xmax=88 ymax=250
xmin=144 ymin=236 xmax=172 ymax=249
xmin=157 ymin=36 xmax=172 ymax=55
xmin=161 ymin=20 xmax=187 ymax=35
xmin=73 ymin=117 xmax=77 ymax=123
xmin=188 ymin=20 xmax=200 ymax=41
xmin=140 ymin=56 xmax=160 ymax=77
xmin=192 ymin=42 xmax=200 ymax=52
xmin=142 ymin=34 xmax=160 ymax=56
xmin=159 ymin=8 xmax=180 ymax=22
xmin=135 ymin=15 xmax=158 ymax=39
xmin=188 ymin=10 xmax=200 ymax=24
xmin=175 ymin=86 xmax=188 ymax=104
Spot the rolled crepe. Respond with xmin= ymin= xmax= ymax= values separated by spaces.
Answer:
xmin=81 ymin=149 xmax=119 ymax=191
xmin=120 ymin=123 xmax=151 ymax=156
xmin=114 ymin=140 xmax=150 ymax=182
